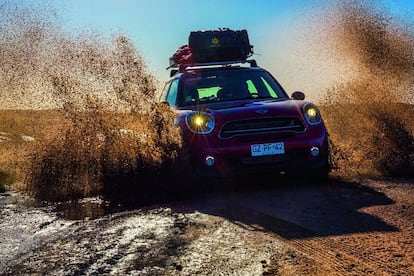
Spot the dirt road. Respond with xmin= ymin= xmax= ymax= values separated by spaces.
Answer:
xmin=1 ymin=177 xmax=413 ymax=275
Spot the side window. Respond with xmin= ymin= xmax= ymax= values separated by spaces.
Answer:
xmin=161 ymin=82 xmax=170 ymax=101
xmin=166 ymin=79 xmax=179 ymax=106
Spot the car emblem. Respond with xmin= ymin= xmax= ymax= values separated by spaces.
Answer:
xmin=255 ymin=109 xmax=268 ymax=115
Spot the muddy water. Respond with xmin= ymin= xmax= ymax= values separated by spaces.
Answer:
xmin=0 ymin=1 xmax=184 ymax=201
xmin=51 ymin=190 xmax=182 ymax=220
xmin=318 ymin=1 xmax=414 ymax=177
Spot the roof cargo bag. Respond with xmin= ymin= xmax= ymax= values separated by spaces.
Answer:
xmin=188 ymin=28 xmax=253 ymax=63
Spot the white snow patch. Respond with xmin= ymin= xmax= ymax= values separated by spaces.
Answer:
xmin=175 ymin=213 xmax=275 ymax=275
xmin=21 ymin=135 xmax=35 ymax=142
xmin=87 ymin=211 xmax=176 ymax=275
xmin=0 ymin=132 xmax=11 ymax=142
xmin=119 ymin=128 xmax=134 ymax=136
xmin=0 ymin=195 xmax=74 ymax=271
xmin=78 ymin=196 xmax=105 ymax=205
xmin=0 ymin=132 xmax=35 ymax=142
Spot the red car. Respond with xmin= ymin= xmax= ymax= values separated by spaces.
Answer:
xmin=160 ymin=60 xmax=330 ymax=180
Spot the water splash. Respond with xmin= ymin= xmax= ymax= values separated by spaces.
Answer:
xmin=319 ymin=0 xmax=414 ymax=177
xmin=0 ymin=1 xmax=185 ymax=201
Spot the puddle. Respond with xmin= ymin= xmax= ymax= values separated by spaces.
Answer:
xmin=50 ymin=189 xmax=184 ymax=220
xmin=52 ymin=197 xmax=108 ymax=220
xmin=0 ymin=172 xmax=14 ymax=193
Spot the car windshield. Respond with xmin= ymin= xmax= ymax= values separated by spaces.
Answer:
xmin=177 ymin=69 xmax=287 ymax=106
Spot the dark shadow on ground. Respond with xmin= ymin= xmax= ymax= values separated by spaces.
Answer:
xmin=50 ymin=173 xmax=398 ymax=239
xmin=172 ymin=174 xmax=398 ymax=239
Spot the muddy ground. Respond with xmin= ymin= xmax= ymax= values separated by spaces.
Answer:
xmin=0 ymin=176 xmax=413 ymax=276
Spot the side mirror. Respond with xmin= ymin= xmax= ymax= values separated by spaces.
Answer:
xmin=291 ymin=91 xmax=305 ymax=100
xmin=170 ymin=69 xmax=178 ymax=78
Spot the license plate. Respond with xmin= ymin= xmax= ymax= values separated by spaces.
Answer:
xmin=251 ymin=142 xmax=285 ymax=156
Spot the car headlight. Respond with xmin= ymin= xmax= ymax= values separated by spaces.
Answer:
xmin=185 ymin=111 xmax=215 ymax=134
xmin=303 ymin=103 xmax=322 ymax=125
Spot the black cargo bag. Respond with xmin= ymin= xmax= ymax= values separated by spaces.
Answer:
xmin=188 ymin=29 xmax=253 ymax=63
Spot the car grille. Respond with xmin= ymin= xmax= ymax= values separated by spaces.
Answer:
xmin=219 ymin=116 xmax=305 ymax=139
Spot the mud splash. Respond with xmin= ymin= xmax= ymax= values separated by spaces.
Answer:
xmin=0 ymin=2 xmax=187 ymax=201
xmin=318 ymin=1 xmax=414 ymax=177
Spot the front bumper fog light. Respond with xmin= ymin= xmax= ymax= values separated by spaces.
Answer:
xmin=310 ymin=147 xmax=320 ymax=157
xmin=205 ymin=155 xmax=215 ymax=167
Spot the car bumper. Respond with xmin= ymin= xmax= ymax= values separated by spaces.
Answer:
xmin=188 ymin=133 xmax=329 ymax=178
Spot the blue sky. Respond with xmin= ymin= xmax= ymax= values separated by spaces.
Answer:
xmin=53 ymin=0 xmax=329 ymax=76
xmin=12 ymin=0 xmax=414 ymax=100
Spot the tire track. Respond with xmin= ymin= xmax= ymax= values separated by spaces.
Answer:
xmin=223 ymin=206 xmax=396 ymax=275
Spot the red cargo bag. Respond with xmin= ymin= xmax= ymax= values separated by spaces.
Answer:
xmin=169 ymin=45 xmax=194 ymax=67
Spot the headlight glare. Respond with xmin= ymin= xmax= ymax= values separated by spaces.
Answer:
xmin=303 ymin=103 xmax=322 ymax=125
xmin=185 ymin=112 xmax=215 ymax=134
xmin=306 ymin=107 xmax=317 ymax=118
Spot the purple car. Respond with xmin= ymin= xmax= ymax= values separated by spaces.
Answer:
xmin=160 ymin=60 xmax=330 ymax=180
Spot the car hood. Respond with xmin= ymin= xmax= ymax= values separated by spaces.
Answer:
xmin=176 ymin=99 xmax=308 ymax=124
xmin=209 ymin=99 xmax=305 ymax=117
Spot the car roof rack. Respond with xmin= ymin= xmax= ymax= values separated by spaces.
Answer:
xmin=168 ymin=59 xmax=258 ymax=77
